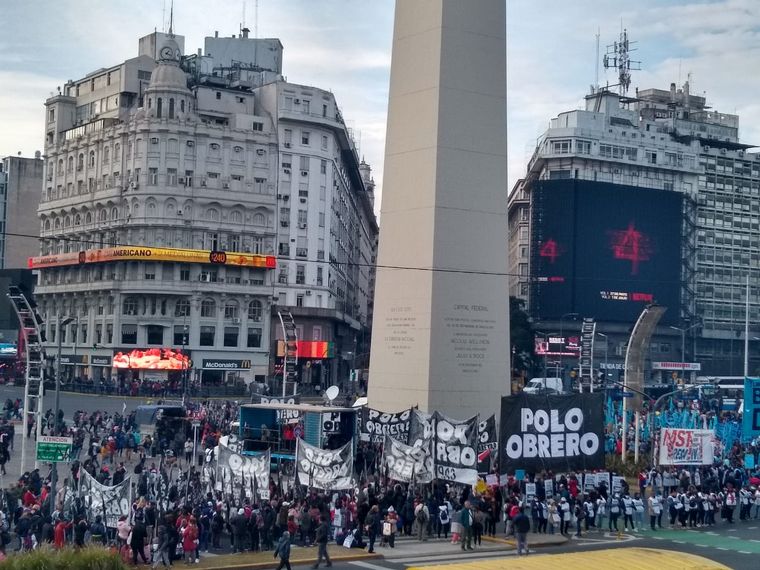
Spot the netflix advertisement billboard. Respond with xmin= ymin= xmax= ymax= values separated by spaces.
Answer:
xmin=530 ymin=180 xmax=682 ymax=324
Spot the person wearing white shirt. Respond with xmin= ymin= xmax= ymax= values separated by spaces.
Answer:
xmin=632 ymin=493 xmax=645 ymax=530
xmin=622 ymin=494 xmax=634 ymax=531
xmin=649 ymin=492 xmax=663 ymax=530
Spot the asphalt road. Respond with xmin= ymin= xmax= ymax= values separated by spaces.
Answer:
xmin=319 ymin=521 xmax=758 ymax=570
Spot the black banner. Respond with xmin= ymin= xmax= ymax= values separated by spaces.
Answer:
xmin=407 ymin=409 xmax=434 ymax=448
xmin=499 ymin=392 xmax=604 ymax=474
xmin=361 ymin=407 xmax=411 ymax=443
xmin=478 ymin=415 xmax=497 ymax=452
xmin=433 ymin=413 xmax=479 ymax=486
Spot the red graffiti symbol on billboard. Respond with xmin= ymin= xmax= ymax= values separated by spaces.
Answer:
xmin=539 ymin=238 xmax=562 ymax=264
xmin=609 ymin=222 xmax=653 ymax=275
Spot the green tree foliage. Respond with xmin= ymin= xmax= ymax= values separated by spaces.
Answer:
xmin=510 ymin=296 xmax=537 ymax=376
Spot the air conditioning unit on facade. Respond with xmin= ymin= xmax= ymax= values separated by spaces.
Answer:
xmin=283 ymin=168 xmax=291 ymax=174
xmin=200 ymin=274 xmax=211 ymax=282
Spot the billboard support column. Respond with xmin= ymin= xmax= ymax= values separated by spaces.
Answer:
xmin=634 ymin=410 xmax=640 ymax=464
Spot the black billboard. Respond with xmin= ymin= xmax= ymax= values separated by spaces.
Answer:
xmin=531 ymin=180 xmax=682 ymax=325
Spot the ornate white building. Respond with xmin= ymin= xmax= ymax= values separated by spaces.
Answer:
xmin=34 ymin=30 xmax=377 ymax=391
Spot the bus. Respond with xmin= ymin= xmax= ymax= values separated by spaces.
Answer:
xmin=694 ymin=376 xmax=744 ymax=410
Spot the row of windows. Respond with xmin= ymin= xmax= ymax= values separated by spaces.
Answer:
xmin=122 ymin=297 xmax=264 ymax=321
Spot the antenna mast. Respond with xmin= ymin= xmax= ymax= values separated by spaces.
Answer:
xmin=168 ymin=0 xmax=174 ymax=35
xmin=255 ymin=0 xmax=259 ymax=38
xmin=602 ymin=28 xmax=641 ymax=95
xmin=595 ymin=28 xmax=600 ymax=90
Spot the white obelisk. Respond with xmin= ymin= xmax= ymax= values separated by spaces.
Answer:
xmin=368 ymin=0 xmax=509 ymax=420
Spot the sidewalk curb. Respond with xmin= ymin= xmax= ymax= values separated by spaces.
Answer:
xmin=482 ymin=535 xmax=569 ymax=548
xmin=196 ymin=552 xmax=382 ymax=570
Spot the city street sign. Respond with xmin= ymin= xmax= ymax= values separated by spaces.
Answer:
xmin=622 ymin=391 xmax=634 ymax=398
xmin=36 ymin=436 xmax=73 ymax=463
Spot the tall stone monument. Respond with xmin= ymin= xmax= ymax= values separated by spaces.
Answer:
xmin=368 ymin=0 xmax=509 ymax=420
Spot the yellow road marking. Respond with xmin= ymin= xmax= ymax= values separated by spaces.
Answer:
xmin=406 ymin=547 xmax=730 ymax=570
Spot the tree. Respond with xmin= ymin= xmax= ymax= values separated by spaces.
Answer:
xmin=510 ymin=297 xmax=537 ymax=377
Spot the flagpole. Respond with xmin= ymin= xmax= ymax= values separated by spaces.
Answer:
xmin=745 ymin=274 xmax=750 ymax=378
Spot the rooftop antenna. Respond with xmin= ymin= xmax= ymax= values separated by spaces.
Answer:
xmin=595 ymin=27 xmax=600 ymax=90
xmin=603 ymin=27 xmax=641 ymax=96
xmin=162 ymin=0 xmax=166 ymax=33
xmin=168 ymin=0 xmax=174 ymax=36
xmin=254 ymin=0 xmax=259 ymax=38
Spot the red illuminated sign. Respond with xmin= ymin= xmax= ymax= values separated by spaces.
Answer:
xmin=609 ymin=222 xmax=653 ymax=275
xmin=539 ymin=238 xmax=563 ymax=264
xmin=113 ymin=348 xmax=190 ymax=370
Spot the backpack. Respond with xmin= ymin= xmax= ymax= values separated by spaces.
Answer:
xmin=439 ymin=509 xmax=449 ymax=525
xmin=416 ymin=507 xmax=428 ymax=523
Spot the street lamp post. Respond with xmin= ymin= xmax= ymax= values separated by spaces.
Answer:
xmin=597 ymin=332 xmax=608 ymax=388
xmin=669 ymin=321 xmax=701 ymax=383
xmin=559 ymin=313 xmax=578 ymax=387
xmin=51 ymin=315 xmax=74 ymax=506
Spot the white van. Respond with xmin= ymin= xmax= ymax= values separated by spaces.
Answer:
xmin=523 ymin=377 xmax=564 ymax=395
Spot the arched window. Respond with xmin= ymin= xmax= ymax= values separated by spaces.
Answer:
xmin=147 ymin=98 xmax=152 ymax=109
xmin=146 ymin=200 xmax=157 ymax=217
xmin=200 ymin=298 xmax=216 ymax=318
xmin=122 ymin=297 xmax=138 ymax=315
xmin=114 ymin=143 xmax=120 ymax=159
xmin=165 ymin=201 xmax=176 ymax=217
xmin=77 ymin=153 xmax=84 ymax=170
xmin=67 ymin=156 xmax=73 ymax=172
xmin=44 ymin=219 xmax=51 ymax=232
xmin=57 ymin=159 xmax=63 ymax=173
xmin=248 ymin=300 xmax=262 ymax=322
xmin=110 ymin=207 xmax=118 ymax=220
xmin=229 ymin=210 xmax=243 ymax=224
xmin=224 ymin=300 xmax=239 ymax=320
xmin=99 ymin=209 xmax=107 ymax=222
xmin=54 ymin=218 xmax=61 ymax=230
xmin=157 ymin=97 xmax=163 ymax=118
xmin=85 ymin=212 xmax=92 ymax=224
xmin=74 ymin=214 xmax=81 ymax=226
xmin=169 ymin=98 xmax=175 ymax=119
xmin=64 ymin=216 xmax=71 ymax=228
xmin=180 ymin=100 xmax=185 ymax=113
xmin=103 ymin=147 xmax=110 ymax=163
xmin=253 ymin=212 xmax=265 ymax=226
xmin=175 ymin=299 xmax=190 ymax=317
xmin=88 ymin=150 xmax=95 ymax=167
xmin=206 ymin=208 xmax=220 ymax=222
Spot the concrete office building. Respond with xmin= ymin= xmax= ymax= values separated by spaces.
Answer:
xmin=0 ymin=155 xmax=44 ymax=269
xmin=510 ymin=81 xmax=760 ymax=379
xmin=34 ymin=29 xmax=377 ymax=391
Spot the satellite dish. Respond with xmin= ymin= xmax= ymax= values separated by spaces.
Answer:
xmin=325 ymin=385 xmax=340 ymax=402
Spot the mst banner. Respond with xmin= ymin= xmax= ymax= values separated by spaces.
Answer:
xmin=500 ymin=392 xmax=604 ymax=474
xmin=79 ymin=469 xmax=131 ymax=528
xmin=296 ymin=439 xmax=355 ymax=490
xmin=216 ymin=443 xmax=271 ymax=499
xmin=361 ymin=407 xmax=411 ymax=443
xmin=382 ymin=435 xmax=434 ymax=484
xmin=434 ymin=413 xmax=479 ymax=486
xmin=659 ymin=428 xmax=714 ymax=465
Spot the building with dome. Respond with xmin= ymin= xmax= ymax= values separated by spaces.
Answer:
xmin=34 ymin=29 xmax=377 ymax=393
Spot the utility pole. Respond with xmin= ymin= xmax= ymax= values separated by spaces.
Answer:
xmin=51 ymin=315 xmax=73 ymax=504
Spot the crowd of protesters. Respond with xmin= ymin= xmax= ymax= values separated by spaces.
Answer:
xmin=2 ymin=391 xmax=760 ymax=566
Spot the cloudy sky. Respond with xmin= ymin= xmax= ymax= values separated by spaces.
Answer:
xmin=2 ymin=0 xmax=759 ymax=210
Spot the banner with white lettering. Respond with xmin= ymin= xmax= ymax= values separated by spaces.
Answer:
xmin=361 ymin=407 xmax=411 ymax=443
xmin=216 ymin=443 xmax=271 ymax=499
xmin=478 ymin=415 xmax=498 ymax=452
xmin=407 ymin=409 xmax=435 ymax=448
xmin=434 ymin=413 xmax=479 ymax=486
xmin=296 ymin=439 xmax=355 ymax=490
xmin=382 ymin=435 xmax=434 ymax=484
xmin=658 ymin=428 xmax=714 ymax=465
xmin=79 ymin=469 xmax=131 ymax=528
xmin=499 ymin=393 xmax=604 ymax=474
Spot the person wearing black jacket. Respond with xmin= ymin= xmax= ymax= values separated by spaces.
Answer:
xmin=130 ymin=520 xmax=150 ymax=565
xmin=512 ymin=507 xmax=531 ymax=556
xmin=365 ymin=505 xmax=380 ymax=554
xmin=312 ymin=515 xmax=331 ymax=569
xmin=153 ymin=521 xmax=170 ymax=568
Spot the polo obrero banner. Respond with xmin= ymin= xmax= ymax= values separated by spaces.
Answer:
xmin=499 ymin=392 xmax=605 ymax=474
